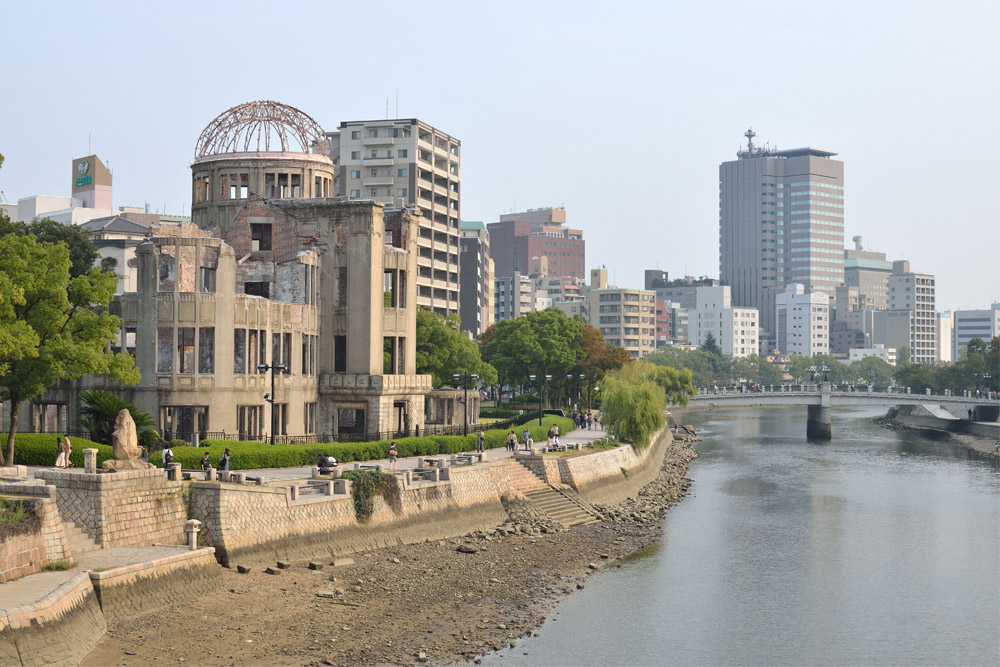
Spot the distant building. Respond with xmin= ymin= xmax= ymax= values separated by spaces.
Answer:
xmin=588 ymin=286 xmax=657 ymax=358
xmin=688 ymin=285 xmax=759 ymax=358
xmin=848 ymin=344 xmax=896 ymax=365
xmin=720 ymin=129 xmax=844 ymax=345
xmin=654 ymin=299 xmax=671 ymax=348
xmin=459 ymin=221 xmax=493 ymax=336
xmin=887 ymin=261 xmax=936 ymax=364
xmin=937 ymin=311 xmax=954 ymax=363
xmin=775 ymin=283 xmax=829 ymax=357
xmin=843 ymin=237 xmax=893 ymax=311
xmin=952 ymin=304 xmax=1000 ymax=359
xmin=487 ymin=207 xmax=585 ymax=280
xmin=494 ymin=271 xmax=535 ymax=322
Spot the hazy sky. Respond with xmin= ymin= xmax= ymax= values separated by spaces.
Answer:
xmin=2 ymin=0 xmax=997 ymax=311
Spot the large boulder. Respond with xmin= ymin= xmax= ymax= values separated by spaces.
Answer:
xmin=102 ymin=408 xmax=153 ymax=471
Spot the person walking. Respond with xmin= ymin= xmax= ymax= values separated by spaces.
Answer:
xmin=219 ymin=448 xmax=231 ymax=471
xmin=162 ymin=445 xmax=174 ymax=466
xmin=476 ymin=428 xmax=485 ymax=454
xmin=388 ymin=442 xmax=398 ymax=470
xmin=522 ymin=426 xmax=530 ymax=448
xmin=54 ymin=436 xmax=67 ymax=468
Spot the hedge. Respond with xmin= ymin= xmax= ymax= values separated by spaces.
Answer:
xmin=1 ymin=434 xmax=111 ymax=468
xmin=145 ymin=416 xmax=576 ymax=471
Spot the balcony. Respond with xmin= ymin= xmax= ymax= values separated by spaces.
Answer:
xmin=363 ymin=177 xmax=395 ymax=187
xmin=362 ymin=156 xmax=394 ymax=166
xmin=363 ymin=136 xmax=395 ymax=147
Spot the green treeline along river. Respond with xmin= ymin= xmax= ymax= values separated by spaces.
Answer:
xmin=481 ymin=406 xmax=1000 ymax=666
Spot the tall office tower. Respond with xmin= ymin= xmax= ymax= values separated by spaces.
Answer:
xmin=329 ymin=119 xmax=461 ymax=316
xmin=487 ymin=207 xmax=585 ymax=280
xmin=720 ymin=129 xmax=844 ymax=346
xmin=888 ymin=261 xmax=937 ymax=364
xmin=775 ymin=283 xmax=830 ymax=357
xmin=459 ymin=221 xmax=494 ymax=336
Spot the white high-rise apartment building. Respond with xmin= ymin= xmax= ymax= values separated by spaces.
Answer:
xmin=720 ymin=129 xmax=844 ymax=346
xmin=689 ymin=285 xmax=759 ymax=358
xmin=888 ymin=261 xmax=936 ymax=364
xmin=776 ymin=283 xmax=830 ymax=356
xmin=329 ymin=119 xmax=460 ymax=316
xmin=494 ymin=272 xmax=535 ymax=322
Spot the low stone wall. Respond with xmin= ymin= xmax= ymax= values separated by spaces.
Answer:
xmin=0 ymin=485 xmax=72 ymax=582
xmin=0 ymin=572 xmax=107 ymax=667
xmin=89 ymin=548 xmax=222 ymax=627
xmin=35 ymin=469 xmax=187 ymax=549
xmin=190 ymin=464 xmax=511 ymax=567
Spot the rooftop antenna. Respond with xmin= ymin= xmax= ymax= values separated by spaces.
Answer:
xmin=88 ymin=133 xmax=91 ymax=154
xmin=386 ymin=97 xmax=389 ymax=120
xmin=395 ymin=91 xmax=398 ymax=118
xmin=745 ymin=127 xmax=756 ymax=152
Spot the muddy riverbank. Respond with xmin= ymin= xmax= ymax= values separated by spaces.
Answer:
xmin=82 ymin=434 xmax=699 ymax=667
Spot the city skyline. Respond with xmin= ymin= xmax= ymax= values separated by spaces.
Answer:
xmin=1 ymin=0 xmax=997 ymax=312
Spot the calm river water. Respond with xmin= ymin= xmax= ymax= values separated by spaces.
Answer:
xmin=481 ymin=406 xmax=1000 ymax=667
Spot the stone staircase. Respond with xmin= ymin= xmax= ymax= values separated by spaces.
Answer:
xmin=523 ymin=488 xmax=599 ymax=527
xmin=60 ymin=520 xmax=100 ymax=557
xmin=504 ymin=460 xmax=598 ymax=527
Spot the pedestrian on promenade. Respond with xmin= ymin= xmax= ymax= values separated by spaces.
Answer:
xmin=524 ymin=433 xmax=533 ymax=452
xmin=162 ymin=445 xmax=174 ymax=466
xmin=507 ymin=431 xmax=517 ymax=452
xmin=200 ymin=452 xmax=212 ymax=470
xmin=476 ymin=428 xmax=485 ymax=453
xmin=55 ymin=436 xmax=67 ymax=468
xmin=389 ymin=442 xmax=398 ymax=470
xmin=219 ymin=448 xmax=231 ymax=471
xmin=522 ymin=426 xmax=530 ymax=448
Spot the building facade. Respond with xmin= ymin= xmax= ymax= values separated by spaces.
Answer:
xmin=887 ymin=261 xmax=937 ymax=364
xmin=952 ymin=304 xmax=1000 ymax=359
xmin=587 ymin=287 xmax=657 ymax=358
xmin=458 ymin=221 xmax=493 ymax=336
xmin=329 ymin=118 xmax=461 ymax=316
xmin=720 ymin=129 xmax=844 ymax=345
xmin=688 ymin=285 xmax=759 ymax=358
xmin=494 ymin=271 xmax=535 ymax=322
xmin=775 ymin=283 xmax=830 ymax=357
xmin=487 ymin=207 xmax=585 ymax=280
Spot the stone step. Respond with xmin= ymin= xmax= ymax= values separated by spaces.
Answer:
xmin=60 ymin=519 xmax=100 ymax=557
xmin=523 ymin=488 xmax=598 ymax=527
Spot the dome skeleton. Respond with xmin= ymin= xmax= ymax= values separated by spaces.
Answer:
xmin=195 ymin=100 xmax=329 ymax=159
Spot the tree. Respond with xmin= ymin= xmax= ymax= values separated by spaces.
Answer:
xmin=847 ymin=356 xmax=895 ymax=390
xmin=0 ymin=234 xmax=139 ymax=465
xmin=700 ymin=332 xmax=722 ymax=357
xmin=601 ymin=362 xmax=666 ymax=449
xmin=415 ymin=309 xmax=496 ymax=388
xmin=0 ymin=216 xmax=100 ymax=279
xmin=480 ymin=309 xmax=585 ymax=390
xmin=77 ymin=390 xmax=155 ymax=445
xmin=896 ymin=345 xmax=911 ymax=368
xmin=650 ymin=365 xmax=696 ymax=406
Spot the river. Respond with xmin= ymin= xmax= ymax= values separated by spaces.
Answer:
xmin=481 ymin=406 xmax=1000 ymax=666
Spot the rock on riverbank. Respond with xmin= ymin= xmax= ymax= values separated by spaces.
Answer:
xmin=82 ymin=434 xmax=699 ymax=667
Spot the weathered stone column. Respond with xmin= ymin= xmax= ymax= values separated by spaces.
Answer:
xmin=185 ymin=519 xmax=202 ymax=550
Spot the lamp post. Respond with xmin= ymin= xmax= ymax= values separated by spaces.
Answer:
xmin=567 ymin=373 xmax=586 ymax=411
xmin=529 ymin=374 xmax=552 ymax=425
xmin=452 ymin=372 xmax=479 ymax=436
xmin=258 ymin=362 xmax=286 ymax=445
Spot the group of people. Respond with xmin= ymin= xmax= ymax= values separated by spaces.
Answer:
xmin=197 ymin=448 xmax=231 ymax=471
xmin=568 ymin=411 xmax=598 ymax=431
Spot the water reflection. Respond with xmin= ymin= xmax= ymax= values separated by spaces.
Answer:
xmin=481 ymin=407 xmax=1000 ymax=667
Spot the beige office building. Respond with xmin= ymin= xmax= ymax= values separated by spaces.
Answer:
xmin=329 ymin=119 xmax=461 ymax=317
xmin=588 ymin=287 xmax=657 ymax=358
xmin=888 ymin=261 xmax=937 ymax=364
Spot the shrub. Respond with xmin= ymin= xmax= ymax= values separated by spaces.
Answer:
xmin=1 ymin=434 xmax=109 ymax=467
xmin=139 ymin=429 xmax=159 ymax=449
xmin=170 ymin=439 xmax=189 ymax=449
xmin=340 ymin=470 xmax=401 ymax=522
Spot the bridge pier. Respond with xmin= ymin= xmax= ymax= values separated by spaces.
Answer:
xmin=807 ymin=383 xmax=833 ymax=441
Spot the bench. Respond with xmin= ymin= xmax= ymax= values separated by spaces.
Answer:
xmin=353 ymin=463 xmax=384 ymax=472
xmin=422 ymin=457 xmax=447 ymax=468
xmin=449 ymin=454 xmax=479 ymax=466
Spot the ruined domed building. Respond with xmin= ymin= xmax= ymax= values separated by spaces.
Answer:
xmin=26 ymin=101 xmax=432 ymax=441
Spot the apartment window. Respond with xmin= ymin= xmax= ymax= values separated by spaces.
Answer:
xmin=370 ymin=169 xmax=378 ymax=177
xmin=398 ymin=149 xmax=408 ymax=158
xmin=351 ymin=151 xmax=361 ymax=160
xmin=398 ymin=168 xmax=408 ymax=177
xmin=351 ymin=130 xmax=360 ymax=139
xmin=351 ymin=170 xmax=360 ymax=179
xmin=368 ymin=129 xmax=378 ymax=138
xmin=350 ymin=189 xmax=360 ymax=197
xmin=397 ymin=188 xmax=408 ymax=197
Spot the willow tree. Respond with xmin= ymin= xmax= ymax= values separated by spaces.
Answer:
xmin=601 ymin=362 xmax=666 ymax=449
xmin=0 ymin=234 xmax=139 ymax=465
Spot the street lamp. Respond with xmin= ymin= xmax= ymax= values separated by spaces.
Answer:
xmin=807 ymin=365 xmax=829 ymax=387
xmin=452 ymin=372 xmax=479 ymax=436
xmin=258 ymin=362 xmax=286 ymax=445
xmin=528 ymin=374 xmax=552 ymax=425
xmin=567 ymin=373 xmax=586 ymax=411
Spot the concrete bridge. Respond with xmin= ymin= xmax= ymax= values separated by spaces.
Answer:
xmin=685 ymin=385 xmax=1000 ymax=440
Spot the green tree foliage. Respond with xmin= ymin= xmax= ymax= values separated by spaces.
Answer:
xmin=894 ymin=337 xmax=999 ymax=393
xmin=0 ymin=215 xmax=100 ymax=279
xmin=76 ymin=390 xmax=155 ymax=445
xmin=0 ymin=235 xmax=139 ymax=465
xmin=700 ymin=332 xmax=722 ymax=357
xmin=896 ymin=345 xmax=911 ymax=368
xmin=649 ymin=365 xmax=696 ymax=406
xmin=600 ymin=362 xmax=666 ymax=449
xmin=415 ymin=309 xmax=497 ymax=388
xmin=647 ymin=347 xmax=784 ymax=389
xmin=480 ymin=309 xmax=585 ymax=388
xmin=847 ymin=356 xmax=896 ymax=390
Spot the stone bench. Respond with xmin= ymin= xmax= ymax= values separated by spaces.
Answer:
xmin=422 ymin=457 xmax=447 ymax=468
xmin=449 ymin=454 xmax=479 ymax=466
xmin=353 ymin=463 xmax=384 ymax=472
xmin=311 ymin=466 xmax=341 ymax=478
xmin=411 ymin=467 xmax=450 ymax=482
